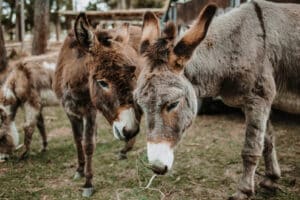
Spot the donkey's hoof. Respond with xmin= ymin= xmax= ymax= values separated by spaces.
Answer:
xmin=259 ymin=178 xmax=278 ymax=191
xmin=118 ymin=152 xmax=127 ymax=160
xmin=228 ymin=191 xmax=250 ymax=200
xmin=40 ymin=148 xmax=47 ymax=153
xmin=20 ymin=151 xmax=30 ymax=160
xmin=73 ymin=171 xmax=84 ymax=180
xmin=82 ymin=187 xmax=94 ymax=197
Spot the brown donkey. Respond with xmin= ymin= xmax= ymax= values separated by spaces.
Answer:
xmin=135 ymin=1 xmax=300 ymax=199
xmin=0 ymin=60 xmax=58 ymax=160
xmin=53 ymin=13 xmax=143 ymax=197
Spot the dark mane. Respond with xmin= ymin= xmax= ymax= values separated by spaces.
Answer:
xmin=144 ymin=38 xmax=171 ymax=71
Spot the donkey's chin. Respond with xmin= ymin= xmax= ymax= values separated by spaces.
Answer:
xmin=112 ymin=107 xmax=139 ymax=141
xmin=147 ymin=142 xmax=174 ymax=175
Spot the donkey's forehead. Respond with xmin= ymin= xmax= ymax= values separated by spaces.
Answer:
xmin=137 ymin=72 xmax=186 ymax=103
xmin=144 ymin=38 xmax=172 ymax=69
xmin=90 ymin=45 xmax=136 ymax=66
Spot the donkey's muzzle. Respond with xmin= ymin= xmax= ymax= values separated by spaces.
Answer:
xmin=113 ymin=107 xmax=140 ymax=141
xmin=147 ymin=142 xmax=174 ymax=175
xmin=150 ymin=162 xmax=168 ymax=175
xmin=123 ymin=126 xmax=140 ymax=141
xmin=113 ymin=125 xmax=139 ymax=141
xmin=114 ymin=126 xmax=125 ymax=140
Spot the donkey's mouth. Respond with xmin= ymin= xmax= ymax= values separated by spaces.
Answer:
xmin=150 ymin=164 xmax=168 ymax=175
xmin=114 ymin=126 xmax=125 ymax=140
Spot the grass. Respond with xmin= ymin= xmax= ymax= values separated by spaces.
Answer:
xmin=0 ymin=107 xmax=299 ymax=200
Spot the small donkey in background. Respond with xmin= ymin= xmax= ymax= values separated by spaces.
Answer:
xmin=54 ymin=13 xmax=144 ymax=196
xmin=135 ymin=0 xmax=300 ymax=199
xmin=0 ymin=60 xmax=59 ymax=161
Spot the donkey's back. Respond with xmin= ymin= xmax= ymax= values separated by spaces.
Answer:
xmin=259 ymin=0 xmax=300 ymax=113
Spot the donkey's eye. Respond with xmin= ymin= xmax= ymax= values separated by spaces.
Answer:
xmin=97 ymin=80 xmax=109 ymax=89
xmin=166 ymin=101 xmax=179 ymax=112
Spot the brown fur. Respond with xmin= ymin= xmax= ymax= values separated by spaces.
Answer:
xmin=0 ymin=60 xmax=58 ymax=159
xmin=54 ymin=13 xmax=144 ymax=195
xmin=0 ymin=108 xmax=14 ymax=154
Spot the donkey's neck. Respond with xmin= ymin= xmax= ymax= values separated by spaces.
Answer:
xmin=184 ymin=2 xmax=256 ymax=98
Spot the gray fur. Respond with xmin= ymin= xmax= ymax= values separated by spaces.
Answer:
xmin=136 ymin=1 xmax=300 ymax=199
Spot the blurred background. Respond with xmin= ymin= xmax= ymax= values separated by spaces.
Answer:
xmin=0 ymin=0 xmax=248 ymax=69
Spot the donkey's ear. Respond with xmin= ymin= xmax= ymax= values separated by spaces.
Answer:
xmin=140 ymin=11 xmax=160 ymax=54
xmin=74 ymin=13 xmax=95 ymax=50
xmin=172 ymin=4 xmax=217 ymax=68
xmin=114 ymin=23 xmax=130 ymax=44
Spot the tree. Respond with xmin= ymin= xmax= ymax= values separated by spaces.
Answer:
xmin=0 ymin=22 xmax=7 ymax=71
xmin=31 ymin=0 xmax=49 ymax=55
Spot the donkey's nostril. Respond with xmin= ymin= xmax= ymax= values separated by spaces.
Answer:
xmin=150 ymin=163 xmax=168 ymax=175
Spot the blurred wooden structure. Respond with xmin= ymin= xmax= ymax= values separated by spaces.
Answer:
xmin=58 ymin=0 xmax=171 ymax=30
xmin=176 ymin=0 xmax=248 ymax=27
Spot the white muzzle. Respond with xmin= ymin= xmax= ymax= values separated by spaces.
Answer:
xmin=147 ymin=142 xmax=174 ymax=171
xmin=112 ymin=107 xmax=137 ymax=140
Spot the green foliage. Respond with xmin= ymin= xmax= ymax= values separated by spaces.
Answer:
xmin=86 ymin=1 xmax=98 ymax=11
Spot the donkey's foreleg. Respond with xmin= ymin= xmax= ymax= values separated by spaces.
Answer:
xmin=21 ymin=103 xmax=40 ymax=159
xmin=260 ymin=119 xmax=281 ymax=190
xmin=118 ymin=137 xmax=136 ymax=160
xmin=230 ymin=100 xmax=271 ymax=200
xmin=67 ymin=113 xmax=84 ymax=180
xmin=37 ymin=112 xmax=47 ymax=152
xmin=82 ymin=110 xmax=97 ymax=197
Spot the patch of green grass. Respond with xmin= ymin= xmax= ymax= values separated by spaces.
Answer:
xmin=0 ymin=108 xmax=299 ymax=200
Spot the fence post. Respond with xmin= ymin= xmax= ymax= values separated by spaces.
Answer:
xmin=20 ymin=0 xmax=25 ymax=50
xmin=230 ymin=0 xmax=241 ymax=7
xmin=0 ymin=0 xmax=2 ymax=19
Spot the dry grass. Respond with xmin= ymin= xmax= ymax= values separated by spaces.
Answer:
xmin=0 ymin=107 xmax=299 ymax=200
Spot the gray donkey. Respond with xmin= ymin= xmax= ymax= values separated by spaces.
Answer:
xmin=135 ymin=0 xmax=300 ymax=199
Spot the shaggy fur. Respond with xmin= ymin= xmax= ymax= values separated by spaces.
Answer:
xmin=53 ymin=13 xmax=143 ymax=195
xmin=0 ymin=60 xmax=59 ymax=159
xmin=135 ymin=1 xmax=300 ymax=199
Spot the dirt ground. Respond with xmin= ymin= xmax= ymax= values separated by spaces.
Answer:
xmin=0 ymin=106 xmax=299 ymax=200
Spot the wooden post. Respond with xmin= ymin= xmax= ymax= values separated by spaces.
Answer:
xmin=20 ymin=0 xmax=25 ymax=50
xmin=121 ymin=0 xmax=126 ymax=9
xmin=15 ymin=0 xmax=21 ymax=41
xmin=55 ymin=15 xmax=60 ymax=41
xmin=32 ymin=0 xmax=50 ymax=55
xmin=55 ymin=0 xmax=61 ymax=41
xmin=0 ymin=0 xmax=2 ymax=19
xmin=73 ymin=0 xmax=77 ymax=11
xmin=0 ymin=22 xmax=7 ymax=71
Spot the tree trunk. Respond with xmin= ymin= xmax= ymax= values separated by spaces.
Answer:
xmin=0 ymin=23 xmax=7 ymax=72
xmin=118 ymin=0 xmax=127 ymax=9
xmin=31 ymin=0 xmax=50 ymax=55
xmin=65 ymin=0 xmax=73 ymax=30
xmin=15 ymin=0 xmax=22 ymax=42
xmin=55 ymin=0 xmax=61 ymax=41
